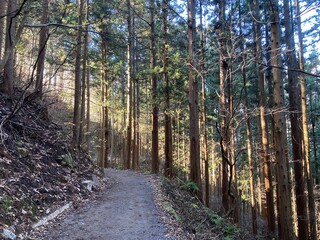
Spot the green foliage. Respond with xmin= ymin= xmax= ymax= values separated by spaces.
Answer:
xmin=203 ymin=206 xmax=240 ymax=239
xmin=0 ymin=196 xmax=13 ymax=212
xmin=57 ymin=152 xmax=75 ymax=168
xmin=225 ymin=224 xmax=240 ymax=237
xmin=163 ymin=201 xmax=181 ymax=222
xmin=182 ymin=181 xmax=199 ymax=192
xmin=204 ymin=207 xmax=223 ymax=226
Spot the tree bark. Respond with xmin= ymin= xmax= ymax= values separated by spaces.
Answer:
xmin=72 ymin=0 xmax=83 ymax=148
xmin=35 ymin=0 xmax=49 ymax=98
xmin=218 ymin=0 xmax=229 ymax=213
xmin=126 ymin=0 xmax=133 ymax=169
xmin=283 ymin=0 xmax=309 ymax=238
xmin=188 ymin=0 xmax=202 ymax=201
xmin=150 ymin=0 xmax=159 ymax=174
xmin=80 ymin=0 xmax=89 ymax=146
xmin=0 ymin=0 xmax=6 ymax=59
xmin=296 ymin=2 xmax=318 ymax=239
xmin=269 ymin=1 xmax=293 ymax=238
xmin=102 ymin=40 xmax=109 ymax=168
xmin=253 ymin=0 xmax=276 ymax=234
xmin=199 ymin=0 xmax=209 ymax=207
xmin=163 ymin=0 xmax=173 ymax=178
xmin=2 ymin=0 xmax=17 ymax=96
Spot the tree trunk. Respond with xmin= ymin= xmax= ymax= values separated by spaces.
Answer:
xmin=150 ymin=0 xmax=159 ymax=174
xmin=98 ymin=65 xmax=105 ymax=169
xmin=102 ymin=40 xmax=109 ymax=168
xmin=35 ymin=0 xmax=49 ymax=98
xmin=136 ymin=72 xmax=140 ymax=169
xmin=311 ymin=108 xmax=318 ymax=184
xmin=80 ymin=0 xmax=89 ymax=146
xmin=296 ymin=2 xmax=318 ymax=239
xmin=253 ymin=0 xmax=275 ymax=233
xmin=72 ymin=0 xmax=83 ymax=148
xmin=199 ymin=0 xmax=209 ymax=207
xmin=269 ymin=1 xmax=293 ymax=238
xmin=187 ymin=0 xmax=202 ymax=201
xmin=163 ymin=0 xmax=173 ymax=178
xmin=2 ymin=0 xmax=17 ymax=96
xmin=283 ymin=0 xmax=309 ymax=238
xmin=126 ymin=0 xmax=133 ymax=169
xmin=218 ymin=0 xmax=229 ymax=213
xmin=241 ymin=32 xmax=257 ymax=234
xmin=0 ymin=0 xmax=7 ymax=59
xmin=254 ymin=5 xmax=276 ymax=232
xmin=86 ymin=67 xmax=90 ymax=147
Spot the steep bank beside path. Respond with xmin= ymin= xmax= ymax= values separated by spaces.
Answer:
xmin=39 ymin=169 xmax=173 ymax=240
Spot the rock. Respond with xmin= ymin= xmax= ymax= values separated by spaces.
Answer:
xmin=16 ymin=147 xmax=28 ymax=157
xmin=2 ymin=228 xmax=16 ymax=240
xmin=82 ymin=180 xmax=93 ymax=191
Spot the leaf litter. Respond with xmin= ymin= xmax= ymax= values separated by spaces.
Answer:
xmin=0 ymin=91 xmax=105 ymax=239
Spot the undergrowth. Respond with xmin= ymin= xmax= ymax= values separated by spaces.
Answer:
xmin=160 ymin=177 xmax=256 ymax=240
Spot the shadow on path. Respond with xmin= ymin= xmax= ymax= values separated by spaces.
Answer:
xmin=41 ymin=169 xmax=172 ymax=240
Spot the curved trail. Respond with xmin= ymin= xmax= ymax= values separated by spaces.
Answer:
xmin=41 ymin=169 xmax=172 ymax=240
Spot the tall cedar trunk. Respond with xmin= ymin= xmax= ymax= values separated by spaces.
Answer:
xmin=269 ymin=1 xmax=293 ymax=239
xmin=35 ymin=0 xmax=49 ymax=98
xmin=86 ymin=67 xmax=90 ymax=147
xmin=311 ymin=105 xmax=318 ymax=184
xmin=98 ymin=52 xmax=105 ymax=169
xmin=296 ymin=2 xmax=318 ymax=239
xmin=136 ymin=71 xmax=140 ymax=169
xmin=150 ymin=0 xmax=159 ymax=174
xmin=241 ymin=29 xmax=257 ymax=234
xmin=80 ymin=0 xmax=89 ymax=145
xmin=253 ymin=0 xmax=276 ymax=233
xmin=72 ymin=0 xmax=83 ymax=148
xmin=0 ymin=0 xmax=5 ymax=58
xmin=133 ymin=76 xmax=137 ymax=170
xmin=199 ymin=0 xmax=209 ymax=207
xmin=163 ymin=0 xmax=173 ymax=178
xmin=102 ymin=40 xmax=109 ymax=168
xmin=244 ymin=67 xmax=257 ymax=233
xmin=218 ymin=0 xmax=229 ymax=212
xmin=132 ymin=12 xmax=137 ymax=170
xmin=2 ymin=0 xmax=17 ymax=96
xmin=126 ymin=0 xmax=133 ymax=169
xmin=283 ymin=0 xmax=309 ymax=238
xmin=188 ymin=0 xmax=202 ymax=201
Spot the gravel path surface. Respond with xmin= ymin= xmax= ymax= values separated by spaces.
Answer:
xmin=40 ymin=169 xmax=172 ymax=240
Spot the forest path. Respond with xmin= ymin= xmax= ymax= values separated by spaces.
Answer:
xmin=40 ymin=168 xmax=172 ymax=240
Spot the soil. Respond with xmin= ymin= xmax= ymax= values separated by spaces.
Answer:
xmin=37 ymin=169 xmax=174 ymax=240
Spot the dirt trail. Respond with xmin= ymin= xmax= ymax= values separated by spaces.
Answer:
xmin=39 ymin=169 xmax=173 ymax=240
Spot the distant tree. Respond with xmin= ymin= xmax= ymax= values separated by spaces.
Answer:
xmin=1 ymin=0 xmax=17 ymax=96
xmin=0 ymin=0 xmax=6 ymax=58
xmin=35 ymin=0 xmax=49 ymax=98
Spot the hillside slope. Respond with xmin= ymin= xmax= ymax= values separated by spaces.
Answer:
xmin=0 ymin=91 xmax=103 ymax=239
